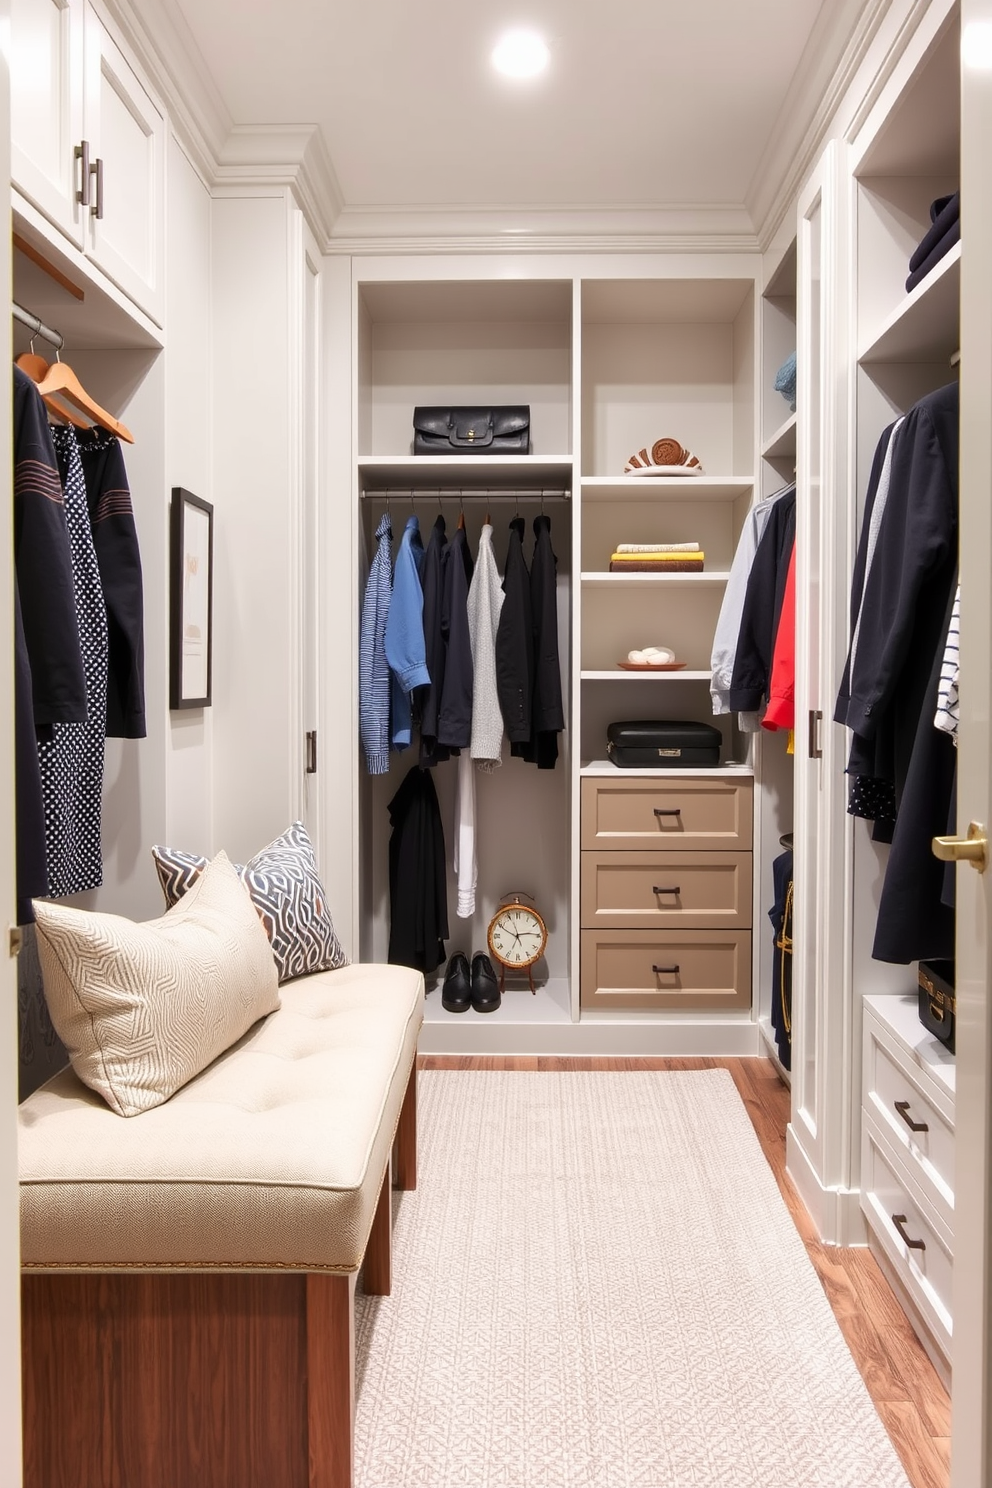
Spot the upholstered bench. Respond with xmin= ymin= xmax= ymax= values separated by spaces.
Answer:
xmin=19 ymin=961 xmax=424 ymax=1488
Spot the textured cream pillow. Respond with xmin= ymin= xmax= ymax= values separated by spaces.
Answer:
xmin=32 ymin=851 xmax=280 ymax=1117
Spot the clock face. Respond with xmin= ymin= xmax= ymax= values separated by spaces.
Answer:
xmin=488 ymin=905 xmax=547 ymax=967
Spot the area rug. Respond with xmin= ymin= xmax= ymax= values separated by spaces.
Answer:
xmin=354 ymin=1069 xmax=910 ymax=1488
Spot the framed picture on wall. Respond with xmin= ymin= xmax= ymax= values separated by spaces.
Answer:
xmin=169 ymin=487 xmax=213 ymax=709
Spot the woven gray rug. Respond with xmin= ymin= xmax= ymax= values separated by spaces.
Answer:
xmin=354 ymin=1069 xmax=910 ymax=1488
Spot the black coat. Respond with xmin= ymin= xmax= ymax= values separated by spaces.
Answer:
xmin=525 ymin=513 xmax=565 ymax=769
xmin=437 ymin=524 xmax=473 ymax=751
xmin=495 ymin=516 xmax=533 ymax=747
xmin=387 ymin=765 xmax=448 ymax=974
xmin=76 ymin=429 xmax=146 ymax=738
xmin=12 ymin=368 xmax=87 ymax=920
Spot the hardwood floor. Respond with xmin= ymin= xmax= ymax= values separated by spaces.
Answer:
xmin=420 ymin=1053 xmax=951 ymax=1488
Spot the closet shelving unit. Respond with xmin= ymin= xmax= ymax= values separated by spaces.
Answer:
xmin=754 ymin=234 xmax=799 ymax=1077
xmin=354 ymin=264 xmax=772 ymax=1051
xmin=826 ymin=0 xmax=959 ymax=1378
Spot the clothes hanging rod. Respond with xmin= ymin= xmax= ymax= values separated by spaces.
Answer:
xmin=361 ymin=487 xmax=570 ymax=501
xmin=12 ymin=302 xmax=64 ymax=352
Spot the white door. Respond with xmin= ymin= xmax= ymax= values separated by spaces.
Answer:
xmin=10 ymin=0 xmax=84 ymax=245
xmin=951 ymin=5 xmax=992 ymax=1480
xmin=300 ymin=231 xmax=322 ymax=854
xmin=82 ymin=5 xmax=164 ymax=323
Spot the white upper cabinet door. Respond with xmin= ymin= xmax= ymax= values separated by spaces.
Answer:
xmin=10 ymin=0 xmax=86 ymax=246
xmin=82 ymin=7 xmax=165 ymax=323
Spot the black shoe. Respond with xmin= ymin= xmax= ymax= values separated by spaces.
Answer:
xmin=441 ymin=953 xmax=473 ymax=1013
xmin=471 ymin=953 xmax=501 ymax=1013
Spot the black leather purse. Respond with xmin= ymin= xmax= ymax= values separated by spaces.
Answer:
xmin=413 ymin=406 xmax=530 ymax=455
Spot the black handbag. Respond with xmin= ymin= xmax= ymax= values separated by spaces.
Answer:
xmin=606 ymin=720 xmax=722 ymax=769
xmin=413 ymin=406 xmax=530 ymax=456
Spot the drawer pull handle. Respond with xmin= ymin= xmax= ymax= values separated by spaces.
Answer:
xmin=894 ymin=1100 xmax=929 ymax=1134
xmin=652 ymin=964 xmax=680 ymax=975
xmin=891 ymin=1213 xmax=926 ymax=1252
xmin=654 ymin=808 xmax=682 ymax=817
xmin=652 ymin=886 xmax=681 ymax=896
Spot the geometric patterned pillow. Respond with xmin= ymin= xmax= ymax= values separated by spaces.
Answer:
xmin=151 ymin=820 xmax=348 ymax=984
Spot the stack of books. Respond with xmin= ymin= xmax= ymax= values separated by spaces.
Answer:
xmin=609 ymin=542 xmax=704 ymax=573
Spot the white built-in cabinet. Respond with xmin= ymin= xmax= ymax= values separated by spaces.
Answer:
xmin=351 ymin=260 xmax=792 ymax=1055
xmin=10 ymin=0 xmax=165 ymax=323
xmin=787 ymin=0 xmax=961 ymax=1372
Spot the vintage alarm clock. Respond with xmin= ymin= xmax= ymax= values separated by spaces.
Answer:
xmin=486 ymin=891 xmax=548 ymax=994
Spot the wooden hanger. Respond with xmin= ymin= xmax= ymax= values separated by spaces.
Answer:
xmin=16 ymin=352 xmax=135 ymax=443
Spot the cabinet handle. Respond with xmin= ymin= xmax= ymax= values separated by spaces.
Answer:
xmin=891 ymin=1213 xmax=926 ymax=1252
xmin=305 ymin=730 xmax=318 ymax=775
xmin=653 ymin=808 xmax=682 ymax=817
xmin=91 ymin=157 xmax=105 ymax=219
xmin=808 ymin=709 xmax=823 ymax=760
xmin=75 ymin=141 xmax=90 ymax=206
xmin=893 ymin=1100 xmax=929 ymax=1134
xmin=652 ymin=964 xmax=680 ymax=975
xmin=652 ymin=886 xmax=681 ymax=896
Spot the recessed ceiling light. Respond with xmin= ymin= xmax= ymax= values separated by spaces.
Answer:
xmin=492 ymin=29 xmax=550 ymax=80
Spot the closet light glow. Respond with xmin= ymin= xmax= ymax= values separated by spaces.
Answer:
xmin=492 ymin=29 xmax=549 ymax=79
xmin=963 ymin=20 xmax=992 ymax=70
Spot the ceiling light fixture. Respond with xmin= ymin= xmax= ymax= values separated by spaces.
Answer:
xmin=492 ymin=29 xmax=549 ymax=80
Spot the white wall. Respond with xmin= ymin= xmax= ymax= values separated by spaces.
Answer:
xmin=210 ymin=191 xmax=301 ymax=861
xmin=165 ymin=135 xmax=214 ymax=852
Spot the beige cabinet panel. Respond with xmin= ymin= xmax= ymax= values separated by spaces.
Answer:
xmin=580 ymin=930 xmax=751 ymax=1011
xmin=580 ymin=776 xmax=753 ymax=851
xmin=580 ymin=850 xmax=752 ymax=930
xmin=11 ymin=0 xmax=85 ymax=245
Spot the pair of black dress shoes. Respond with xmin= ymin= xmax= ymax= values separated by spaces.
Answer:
xmin=441 ymin=952 xmax=501 ymax=1014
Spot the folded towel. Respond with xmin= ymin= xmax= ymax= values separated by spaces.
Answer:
xmin=615 ymin=542 xmax=700 ymax=553
xmin=908 ymin=192 xmax=960 ymax=273
xmin=624 ymin=438 xmax=702 ymax=473
xmin=610 ymin=557 xmax=704 ymax=573
xmin=610 ymin=550 xmax=705 ymax=564
xmin=774 ymin=352 xmax=797 ymax=412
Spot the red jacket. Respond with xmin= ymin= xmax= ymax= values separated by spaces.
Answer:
xmin=762 ymin=542 xmax=795 ymax=732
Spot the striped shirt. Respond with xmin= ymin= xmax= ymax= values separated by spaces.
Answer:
xmin=935 ymin=583 xmax=960 ymax=744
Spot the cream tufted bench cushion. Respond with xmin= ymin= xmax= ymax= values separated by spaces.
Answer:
xmin=19 ymin=962 xmax=424 ymax=1273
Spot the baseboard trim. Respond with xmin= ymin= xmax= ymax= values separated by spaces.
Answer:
xmin=786 ymin=1125 xmax=867 ymax=1246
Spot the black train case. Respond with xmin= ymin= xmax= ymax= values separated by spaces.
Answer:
xmin=606 ymin=720 xmax=722 ymax=769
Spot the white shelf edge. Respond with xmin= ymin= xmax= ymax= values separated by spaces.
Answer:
xmin=761 ymin=412 xmax=797 ymax=461
xmin=580 ymin=670 xmax=712 ymax=681
xmin=580 ymin=571 xmax=731 ymax=586
xmin=580 ymin=760 xmax=754 ymax=777
xmin=857 ymin=241 xmax=961 ymax=365
xmin=580 ymin=475 xmax=755 ymax=502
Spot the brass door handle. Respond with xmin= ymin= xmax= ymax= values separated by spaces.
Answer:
xmin=932 ymin=821 xmax=988 ymax=872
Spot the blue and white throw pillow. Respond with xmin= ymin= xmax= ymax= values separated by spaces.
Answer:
xmin=152 ymin=821 xmax=348 ymax=983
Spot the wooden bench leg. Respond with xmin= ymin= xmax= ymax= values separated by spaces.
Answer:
xmin=363 ymin=1157 xmax=392 ymax=1296
xmin=392 ymin=1059 xmax=417 ymax=1191
xmin=307 ymin=1271 xmax=356 ymax=1488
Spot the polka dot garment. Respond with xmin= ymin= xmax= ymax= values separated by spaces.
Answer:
xmin=37 ymin=427 xmax=109 ymax=897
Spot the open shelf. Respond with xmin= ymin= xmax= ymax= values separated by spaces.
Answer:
xmin=761 ymin=413 xmax=797 ymax=461
xmin=581 ymin=760 xmax=754 ymax=777
xmin=581 ymin=476 xmax=753 ymax=502
xmin=859 ymin=242 xmax=960 ymax=364
xmin=580 ymin=572 xmax=730 ymax=588
xmin=580 ymin=670 xmax=711 ymax=682
xmin=358 ymin=455 xmax=573 ymax=490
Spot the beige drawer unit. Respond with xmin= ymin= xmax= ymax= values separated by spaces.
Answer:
xmin=580 ymin=930 xmax=751 ymax=1011
xmin=861 ymin=1114 xmax=953 ymax=1362
xmin=863 ymin=1001 xmax=954 ymax=1230
xmin=580 ymin=776 xmax=753 ymax=852
xmin=580 ymin=851 xmax=752 ymax=931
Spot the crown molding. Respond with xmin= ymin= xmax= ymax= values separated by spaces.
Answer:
xmin=216 ymin=126 xmax=344 ymax=243
xmin=326 ymin=202 xmax=758 ymax=255
xmin=747 ymin=0 xmax=893 ymax=250
xmin=100 ymin=0 xmax=231 ymax=185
